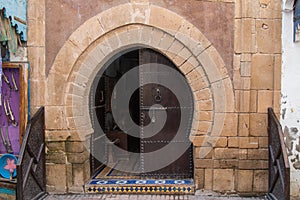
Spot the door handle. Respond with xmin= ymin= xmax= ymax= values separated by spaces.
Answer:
xmin=154 ymin=88 xmax=161 ymax=102
xmin=99 ymin=91 xmax=104 ymax=103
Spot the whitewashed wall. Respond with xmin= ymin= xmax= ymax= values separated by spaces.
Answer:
xmin=281 ymin=1 xmax=300 ymax=197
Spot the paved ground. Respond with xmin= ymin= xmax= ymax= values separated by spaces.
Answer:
xmin=45 ymin=193 xmax=267 ymax=200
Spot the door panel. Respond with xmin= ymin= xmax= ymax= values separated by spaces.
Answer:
xmin=90 ymin=48 xmax=193 ymax=179
xmin=139 ymin=48 xmax=193 ymax=178
xmin=90 ymin=76 xmax=106 ymax=176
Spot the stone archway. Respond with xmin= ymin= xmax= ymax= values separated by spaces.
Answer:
xmin=45 ymin=3 xmax=235 ymax=193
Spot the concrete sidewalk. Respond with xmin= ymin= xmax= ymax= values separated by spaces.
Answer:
xmin=44 ymin=193 xmax=267 ymax=200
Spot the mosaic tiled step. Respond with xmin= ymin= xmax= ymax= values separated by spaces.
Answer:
xmin=85 ymin=179 xmax=194 ymax=194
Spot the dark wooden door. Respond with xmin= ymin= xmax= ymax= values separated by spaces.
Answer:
xmin=90 ymin=75 xmax=106 ymax=176
xmin=139 ymin=49 xmax=193 ymax=179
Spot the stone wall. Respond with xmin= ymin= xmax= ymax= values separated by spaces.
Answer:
xmin=281 ymin=0 xmax=300 ymax=198
xmin=27 ymin=0 xmax=282 ymax=195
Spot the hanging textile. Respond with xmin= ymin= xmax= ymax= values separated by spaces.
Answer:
xmin=0 ymin=46 xmax=2 ymax=106
xmin=0 ymin=0 xmax=27 ymax=41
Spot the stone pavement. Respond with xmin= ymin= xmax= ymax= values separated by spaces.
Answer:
xmin=45 ymin=193 xmax=267 ymax=200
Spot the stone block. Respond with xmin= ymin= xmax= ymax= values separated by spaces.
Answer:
xmin=130 ymin=3 xmax=150 ymax=24
xmin=195 ymin=88 xmax=212 ymax=101
xmin=194 ymin=147 xmax=213 ymax=159
xmin=27 ymin=17 xmax=45 ymax=47
xmin=98 ymin=4 xmax=131 ymax=32
xmin=238 ymin=90 xmax=250 ymax=112
xmin=214 ymin=148 xmax=239 ymax=159
xmin=213 ymin=169 xmax=234 ymax=192
xmin=45 ymin=130 xmax=71 ymax=142
xmin=67 ymin=150 xmax=90 ymax=164
xmin=30 ymin=80 xmax=46 ymax=107
xmin=66 ymin=141 xmax=86 ymax=153
xmin=257 ymin=90 xmax=273 ymax=113
xmin=158 ymin=34 xmax=174 ymax=50
xmin=273 ymin=90 xmax=281 ymax=114
xmin=196 ymin=100 xmax=213 ymax=111
xmin=211 ymin=137 xmax=228 ymax=148
xmin=197 ymin=111 xmax=213 ymax=122
xmin=239 ymin=114 xmax=250 ymax=137
xmin=195 ymin=169 xmax=205 ymax=189
xmin=47 ymin=141 xmax=66 ymax=152
xmin=247 ymin=149 xmax=268 ymax=160
xmin=28 ymin=47 xmax=45 ymax=79
xmin=234 ymin=90 xmax=240 ymax=111
xmin=46 ymin=73 xmax=67 ymax=105
xmin=204 ymin=169 xmax=213 ymax=190
xmin=259 ymin=137 xmax=268 ymax=148
xmin=274 ymin=55 xmax=281 ymax=90
xmin=250 ymin=90 xmax=258 ymax=112
xmin=237 ymin=170 xmax=253 ymax=192
xmin=176 ymin=21 xmax=210 ymax=56
xmin=168 ymin=40 xmax=184 ymax=56
xmin=233 ymin=74 xmax=241 ymax=92
xmin=241 ymin=77 xmax=251 ymax=90
xmin=240 ymin=62 xmax=251 ymax=77
xmin=214 ymin=160 xmax=239 ymax=169
xmin=194 ymin=159 xmax=213 ymax=169
xmin=198 ymin=47 xmax=228 ymax=83
xmin=212 ymin=113 xmax=238 ymax=137
xmin=190 ymin=78 xmax=209 ymax=92
xmin=259 ymin=0 xmax=282 ymax=19
xmin=234 ymin=19 xmax=256 ymax=53
xmin=237 ymin=0 xmax=260 ymax=18
xmin=192 ymin=136 xmax=206 ymax=146
xmin=71 ymin=164 xmax=86 ymax=189
xmin=94 ymin=38 xmax=113 ymax=57
xmin=149 ymin=28 xmax=164 ymax=47
xmin=179 ymin=59 xmax=197 ymax=75
xmin=66 ymin=117 xmax=88 ymax=131
xmin=228 ymin=137 xmax=239 ymax=148
xmin=176 ymin=47 xmax=192 ymax=63
xmin=249 ymin=113 xmax=268 ymax=137
xmin=241 ymin=53 xmax=252 ymax=62
xmin=211 ymin=78 xmax=235 ymax=113
xmin=235 ymin=0 xmax=242 ymax=19
xmin=65 ymin=105 xmax=84 ymax=118
xmin=239 ymin=149 xmax=248 ymax=159
xmin=46 ymin=164 xmax=67 ymax=193
xmin=149 ymin=5 xmax=182 ymax=36
xmin=253 ymin=170 xmax=268 ymax=192
xmin=239 ymin=160 xmax=268 ymax=169
xmin=65 ymin=163 xmax=72 ymax=193
xmin=106 ymin=33 xmax=121 ymax=52
xmin=46 ymin=151 xmax=67 ymax=164
xmin=196 ymin=121 xmax=212 ymax=134
xmin=187 ymin=69 xmax=204 ymax=84
xmin=83 ymin=159 xmax=90 ymax=182
xmin=251 ymin=53 xmax=274 ymax=90
xmin=71 ymin=17 xmax=104 ymax=51
xmin=45 ymin=106 xmax=68 ymax=130
xmin=239 ymin=137 xmax=259 ymax=149
xmin=256 ymin=19 xmax=281 ymax=54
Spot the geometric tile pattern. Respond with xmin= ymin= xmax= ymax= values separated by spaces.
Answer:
xmin=85 ymin=179 xmax=194 ymax=194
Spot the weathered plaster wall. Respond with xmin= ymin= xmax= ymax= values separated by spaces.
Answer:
xmin=45 ymin=0 xmax=234 ymax=77
xmin=281 ymin=2 xmax=300 ymax=197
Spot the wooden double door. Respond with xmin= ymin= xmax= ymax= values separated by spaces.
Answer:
xmin=90 ymin=48 xmax=194 ymax=179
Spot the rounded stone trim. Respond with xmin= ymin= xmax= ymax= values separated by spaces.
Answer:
xmin=46 ymin=3 xmax=235 ymax=148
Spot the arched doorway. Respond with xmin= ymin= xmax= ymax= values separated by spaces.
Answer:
xmin=89 ymin=48 xmax=194 ymax=181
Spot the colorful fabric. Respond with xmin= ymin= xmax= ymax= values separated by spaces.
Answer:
xmin=0 ymin=46 xmax=2 ymax=106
